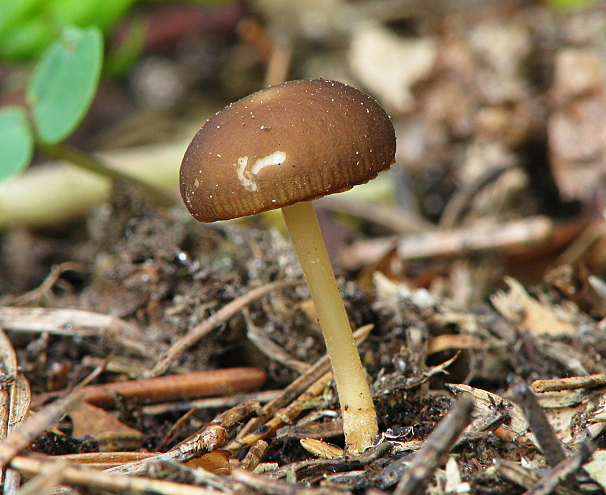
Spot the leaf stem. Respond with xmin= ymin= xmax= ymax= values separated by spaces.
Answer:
xmin=38 ymin=141 xmax=177 ymax=205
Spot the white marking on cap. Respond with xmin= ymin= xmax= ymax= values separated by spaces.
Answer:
xmin=235 ymin=156 xmax=256 ymax=191
xmin=235 ymin=151 xmax=287 ymax=192
xmin=251 ymin=150 xmax=287 ymax=174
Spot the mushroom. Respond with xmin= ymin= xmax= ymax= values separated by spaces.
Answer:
xmin=180 ymin=79 xmax=396 ymax=454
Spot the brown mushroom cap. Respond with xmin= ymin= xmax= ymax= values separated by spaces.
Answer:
xmin=180 ymin=79 xmax=396 ymax=222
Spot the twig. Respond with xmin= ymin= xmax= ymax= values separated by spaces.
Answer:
xmin=558 ymin=221 xmax=606 ymax=266
xmin=495 ymin=461 xmax=578 ymax=495
xmin=142 ymin=389 xmax=280 ymax=416
xmin=509 ymin=379 xmax=583 ymax=492
xmin=0 ymin=392 xmax=82 ymax=469
xmin=231 ymin=467 xmax=343 ymax=495
xmin=108 ymin=399 xmax=260 ymax=476
xmin=225 ymin=372 xmax=334 ymax=453
xmin=244 ymin=309 xmax=310 ymax=374
xmin=0 ymin=306 xmax=152 ymax=358
xmin=35 ymin=367 xmax=267 ymax=409
xmin=523 ymin=439 xmax=596 ymax=495
xmin=30 ymin=451 xmax=156 ymax=471
xmin=10 ymin=454 xmax=219 ymax=495
xmin=16 ymin=459 xmax=67 ymax=495
xmin=393 ymin=396 xmax=475 ymax=495
xmin=0 ymin=326 xmax=30 ymax=490
xmin=339 ymin=215 xmax=587 ymax=269
xmin=149 ymin=279 xmax=303 ymax=377
xmin=531 ymin=374 xmax=606 ymax=393
xmin=237 ymin=16 xmax=291 ymax=88
xmin=398 ymin=216 xmax=556 ymax=260
xmin=237 ymin=324 xmax=374 ymax=438
xmin=316 ymin=195 xmax=433 ymax=234
xmin=240 ymin=439 xmax=269 ymax=471
xmin=2 ymin=262 xmax=84 ymax=307
xmin=155 ymin=407 xmax=199 ymax=452
xmin=439 ymin=162 xmax=516 ymax=228
xmin=508 ymin=380 xmax=567 ymax=467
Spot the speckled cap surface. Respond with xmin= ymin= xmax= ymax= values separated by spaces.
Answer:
xmin=180 ymin=79 xmax=396 ymax=222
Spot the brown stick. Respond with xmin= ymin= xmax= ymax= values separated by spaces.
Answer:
xmin=236 ymin=324 xmax=374 ymax=439
xmin=10 ymin=454 xmax=220 ymax=495
xmin=394 ymin=396 xmax=475 ymax=495
xmin=35 ymin=368 xmax=266 ymax=409
xmin=0 ymin=392 xmax=82 ymax=469
xmin=523 ymin=439 xmax=596 ymax=495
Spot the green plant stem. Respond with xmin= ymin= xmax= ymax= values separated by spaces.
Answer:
xmin=38 ymin=141 xmax=177 ymax=205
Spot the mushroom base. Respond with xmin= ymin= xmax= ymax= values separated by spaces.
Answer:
xmin=281 ymin=200 xmax=378 ymax=454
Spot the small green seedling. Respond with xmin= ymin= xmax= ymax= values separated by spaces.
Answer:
xmin=0 ymin=24 xmax=171 ymax=204
xmin=28 ymin=25 xmax=103 ymax=145
xmin=0 ymin=107 xmax=33 ymax=182
xmin=0 ymin=25 xmax=102 ymax=182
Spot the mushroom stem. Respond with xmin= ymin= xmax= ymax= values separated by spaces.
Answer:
xmin=281 ymin=200 xmax=377 ymax=454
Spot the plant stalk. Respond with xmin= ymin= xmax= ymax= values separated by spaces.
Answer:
xmin=39 ymin=141 xmax=176 ymax=205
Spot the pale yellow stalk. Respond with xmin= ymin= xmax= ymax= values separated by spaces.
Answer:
xmin=281 ymin=200 xmax=377 ymax=454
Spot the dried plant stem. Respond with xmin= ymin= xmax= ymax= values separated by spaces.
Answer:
xmin=508 ymin=381 xmax=566 ymax=467
xmin=0 ymin=392 xmax=82 ymax=469
xmin=523 ymin=439 xmax=595 ymax=495
xmin=232 ymin=467 xmax=344 ymax=495
xmin=225 ymin=371 xmax=334 ymax=453
xmin=0 ymin=306 xmax=151 ymax=357
xmin=36 ymin=368 xmax=266 ymax=408
xmin=237 ymin=324 xmax=373 ymax=439
xmin=394 ymin=396 xmax=475 ymax=495
xmin=108 ymin=400 xmax=259 ymax=476
xmin=10 ymin=454 xmax=219 ymax=495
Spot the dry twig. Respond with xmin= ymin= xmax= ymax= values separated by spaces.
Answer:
xmin=142 ymin=389 xmax=280 ymax=416
xmin=108 ymin=399 xmax=260 ymax=476
xmin=0 ymin=307 xmax=151 ymax=357
xmin=508 ymin=381 xmax=567 ymax=468
xmin=0 ymin=392 xmax=82 ymax=470
xmin=245 ymin=310 xmax=311 ymax=374
xmin=2 ymin=262 xmax=84 ymax=307
xmin=238 ymin=324 xmax=373 ymax=438
xmin=10 ymin=454 xmax=219 ymax=495
xmin=225 ymin=372 xmax=334 ymax=453
xmin=35 ymin=367 xmax=267 ymax=409
xmin=393 ymin=396 xmax=475 ymax=495
xmin=240 ymin=439 xmax=269 ymax=471
xmin=523 ymin=439 xmax=596 ymax=495
xmin=232 ymin=467 xmax=343 ymax=495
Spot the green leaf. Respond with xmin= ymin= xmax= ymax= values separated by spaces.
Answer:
xmin=0 ymin=17 xmax=54 ymax=60
xmin=0 ymin=0 xmax=44 ymax=38
xmin=27 ymin=25 xmax=103 ymax=144
xmin=0 ymin=107 xmax=34 ymax=182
